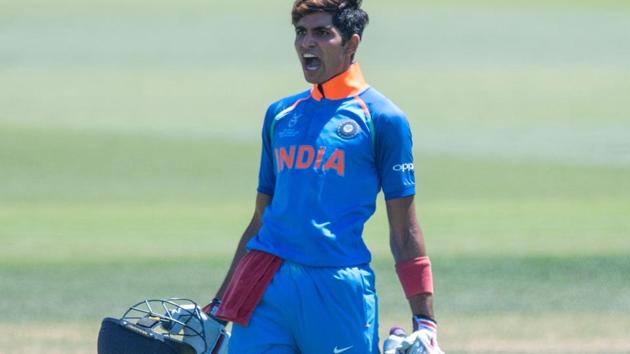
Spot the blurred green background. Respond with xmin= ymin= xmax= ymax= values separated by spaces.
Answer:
xmin=1 ymin=0 xmax=630 ymax=353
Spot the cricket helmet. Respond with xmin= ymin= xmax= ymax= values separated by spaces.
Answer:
xmin=98 ymin=298 xmax=229 ymax=354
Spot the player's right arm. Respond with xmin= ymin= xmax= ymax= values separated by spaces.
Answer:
xmin=214 ymin=192 xmax=272 ymax=300
xmin=210 ymin=102 xmax=277 ymax=309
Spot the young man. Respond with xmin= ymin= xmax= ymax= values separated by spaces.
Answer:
xmin=210 ymin=1 xmax=444 ymax=353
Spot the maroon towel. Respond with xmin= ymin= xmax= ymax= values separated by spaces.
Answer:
xmin=216 ymin=250 xmax=283 ymax=325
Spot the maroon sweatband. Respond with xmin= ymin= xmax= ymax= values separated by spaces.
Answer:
xmin=395 ymin=256 xmax=434 ymax=298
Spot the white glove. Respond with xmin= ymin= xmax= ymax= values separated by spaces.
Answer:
xmin=397 ymin=316 xmax=444 ymax=354
xmin=164 ymin=302 xmax=230 ymax=354
xmin=383 ymin=327 xmax=408 ymax=354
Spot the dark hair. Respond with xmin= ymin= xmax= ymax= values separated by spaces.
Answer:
xmin=291 ymin=0 xmax=369 ymax=42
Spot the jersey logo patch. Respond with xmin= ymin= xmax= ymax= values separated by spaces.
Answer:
xmin=393 ymin=163 xmax=414 ymax=172
xmin=288 ymin=114 xmax=300 ymax=128
xmin=337 ymin=120 xmax=360 ymax=139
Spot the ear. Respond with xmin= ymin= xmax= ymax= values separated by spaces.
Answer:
xmin=344 ymin=33 xmax=361 ymax=56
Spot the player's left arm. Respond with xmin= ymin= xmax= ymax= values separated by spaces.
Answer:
xmin=378 ymin=105 xmax=444 ymax=352
xmin=386 ymin=195 xmax=434 ymax=320
xmin=387 ymin=195 xmax=445 ymax=353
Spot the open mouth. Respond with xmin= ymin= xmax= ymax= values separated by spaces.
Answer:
xmin=303 ymin=53 xmax=321 ymax=71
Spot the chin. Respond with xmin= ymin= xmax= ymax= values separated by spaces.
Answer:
xmin=303 ymin=71 xmax=322 ymax=84
xmin=303 ymin=76 xmax=317 ymax=84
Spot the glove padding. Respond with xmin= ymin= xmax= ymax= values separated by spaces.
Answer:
xmin=385 ymin=317 xmax=445 ymax=354
xmin=397 ymin=328 xmax=445 ymax=354
xmin=165 ymin=303 xmax=229 ymax=354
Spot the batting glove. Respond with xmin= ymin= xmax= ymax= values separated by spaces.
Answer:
xmin=396 ymin=316 xmax=444 ymax=354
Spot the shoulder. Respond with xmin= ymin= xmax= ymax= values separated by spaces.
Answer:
xmin=359 ymin=87 xmax=409 ymax=128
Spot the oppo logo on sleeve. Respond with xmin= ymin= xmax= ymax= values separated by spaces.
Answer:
xmin=392 ymin=163 xmax=414 ymax=172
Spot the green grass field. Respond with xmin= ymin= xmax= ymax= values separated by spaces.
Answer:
xmin=1 ymin=1 xmax=630 ymax=353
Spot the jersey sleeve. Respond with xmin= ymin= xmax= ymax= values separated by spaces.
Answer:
xmin=257 ymin=105 xmax=276 ymax=196
xmin=374 ymin=110 xmax=416 ymax=200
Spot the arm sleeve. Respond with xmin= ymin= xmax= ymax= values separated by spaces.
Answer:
xmin=257 ymin=106 xmax=276 ymax=196
xmin=374 ymin=110 xmax=416 ymax=200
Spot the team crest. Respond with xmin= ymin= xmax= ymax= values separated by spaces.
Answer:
xmin=337 ymin=120 xmax=360 ymax=139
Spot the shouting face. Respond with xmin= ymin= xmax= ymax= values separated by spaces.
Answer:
xmin=294 ymin=12 xmax=359 ymax=84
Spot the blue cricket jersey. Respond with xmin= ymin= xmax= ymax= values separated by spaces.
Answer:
xmin=247 ymin=63 xmax=415 ymax=267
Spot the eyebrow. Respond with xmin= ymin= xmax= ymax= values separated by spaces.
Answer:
xmin=295 ymin=25 xmax=333 ymax=31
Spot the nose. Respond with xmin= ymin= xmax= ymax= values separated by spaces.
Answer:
xmin=299 ymin=32 xmax=316 ymax=50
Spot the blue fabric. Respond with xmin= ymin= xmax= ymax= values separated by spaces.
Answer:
xmin=250 ymin=87 xmax=415 ymax=267
xmin=229 ymin=261 xmax=379 ymax=354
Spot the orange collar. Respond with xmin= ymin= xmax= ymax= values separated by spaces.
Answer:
xmin=310 ymin=63 xmax=369 ymax=101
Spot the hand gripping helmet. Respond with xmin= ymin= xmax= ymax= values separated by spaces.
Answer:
xmin=98 ymin=298 xmax=229 ymax=354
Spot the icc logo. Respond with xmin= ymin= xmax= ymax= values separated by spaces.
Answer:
xmin=288 ymin=114 xmax=300 ymax=128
